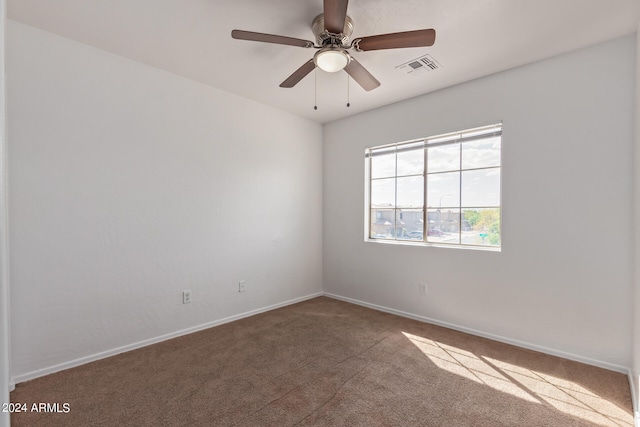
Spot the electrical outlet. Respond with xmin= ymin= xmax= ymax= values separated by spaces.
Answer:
xmin=238 ymin=280 xmax=246 ymax=293
xmin=183 ymin=290 xmax=192 ymax=304
xmin=419 ymin=283 xmax=428 ymax=296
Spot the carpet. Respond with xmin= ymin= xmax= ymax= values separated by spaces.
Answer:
xmin=10 ymin=297 xmax=634 ymax=426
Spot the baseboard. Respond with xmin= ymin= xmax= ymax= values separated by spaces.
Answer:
xmin=12 ymin=292 xmax=323 ymax=385
xmin=323 ymin=292 xmax=630 ymax=375
xmin=630 ymin=369 xmax=640 ymax=427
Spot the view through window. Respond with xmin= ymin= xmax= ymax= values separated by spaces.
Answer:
xmin=366 ymin=123 xmax=502 ymax=249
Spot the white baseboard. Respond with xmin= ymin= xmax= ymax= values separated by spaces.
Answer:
xmin=629 ymin=370 xmax=640 ymax=427
xmin=12 ymin=292 xmax=323 ymax=385
xmin=323 ymin=292 xmax=630 ymax=375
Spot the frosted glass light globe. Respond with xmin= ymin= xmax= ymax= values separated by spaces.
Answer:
xmin=315 ymin=49 xmax=350 ymax=72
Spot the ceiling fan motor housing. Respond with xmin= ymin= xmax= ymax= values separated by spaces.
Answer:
xmin=312 ymin=14 xmax=354 ymax=46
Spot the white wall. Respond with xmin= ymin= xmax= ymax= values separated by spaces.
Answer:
xmin=7 ymin=20 xmax=323 ymax=380
xmin=324 ymin=35 xmax=635 ymax=369
xmin=1 ymin=2 xmax=11 ymax=427
xmin=632 ymin=23 xmax=640 ymax=422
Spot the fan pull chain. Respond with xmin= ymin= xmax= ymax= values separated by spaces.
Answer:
xmin=313 ymin=69 xmax=318 ymax=110
xmin=347 ymin=75 xmax=350 ymax=108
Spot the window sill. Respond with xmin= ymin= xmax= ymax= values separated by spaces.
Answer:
xmin=364 ymin=238 xmax=501 ymax=252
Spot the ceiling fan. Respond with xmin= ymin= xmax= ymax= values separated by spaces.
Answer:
xmin=231 ymin=0 xmax=436 ymax=91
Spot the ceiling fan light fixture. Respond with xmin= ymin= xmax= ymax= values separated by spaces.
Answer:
xmin=314 ymin=48 xmax=350 ymax=73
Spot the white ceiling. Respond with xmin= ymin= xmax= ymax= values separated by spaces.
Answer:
xmin=7 ymin=0 xmax=640 ymax=124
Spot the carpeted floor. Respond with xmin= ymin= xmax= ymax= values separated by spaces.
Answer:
xmin=10 ymin=297 xmax=634 ymax=426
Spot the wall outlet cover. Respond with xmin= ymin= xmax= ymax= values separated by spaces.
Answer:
xmin=183 ymin=290 xmax=192 ymax=304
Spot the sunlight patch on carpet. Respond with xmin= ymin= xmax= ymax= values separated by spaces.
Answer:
xmin=402 ymin=332 xmax=631 ymax=426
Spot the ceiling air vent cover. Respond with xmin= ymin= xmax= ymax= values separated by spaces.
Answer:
xmin=396 ymin=54 xmax=441 ymax=76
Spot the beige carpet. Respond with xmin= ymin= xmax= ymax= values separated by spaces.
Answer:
xmin=10 ymin=297 xmax=634 ymax=426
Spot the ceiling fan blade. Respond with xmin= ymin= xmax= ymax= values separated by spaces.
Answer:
xmin=344 ymin=58 xmax=380 ymax=91
xmin=323 ymin=0 xmax=349 ymax=33
xmin=354 ymin=29 xmax=436 ymax=51
xmin=232 ymin=30 xmax=314 ymax=48
xmin=280 ymin=59 xmax=316 ymax=88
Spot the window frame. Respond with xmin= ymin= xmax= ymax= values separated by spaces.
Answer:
xmin=365 ymin=123 xmax=503 ymax=250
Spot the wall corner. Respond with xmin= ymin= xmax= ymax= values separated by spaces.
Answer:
xmin=632 ymin=22 xmax=640 ymax=427
xmin=0 ymin=0 xmax=11 ymax=426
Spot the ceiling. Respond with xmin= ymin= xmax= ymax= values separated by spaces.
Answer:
xmin=7 ymin=0 xmax=640 ymax=124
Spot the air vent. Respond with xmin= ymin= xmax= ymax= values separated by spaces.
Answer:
xmin=396 ymin=54 xmax=441 ymax=76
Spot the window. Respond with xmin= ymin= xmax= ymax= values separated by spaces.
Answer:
xmin=366 ymin=123 xmax=502 ymax=249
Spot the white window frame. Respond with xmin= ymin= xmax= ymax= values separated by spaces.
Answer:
xmin=365 ymin=123 xmax=503 ymax=250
